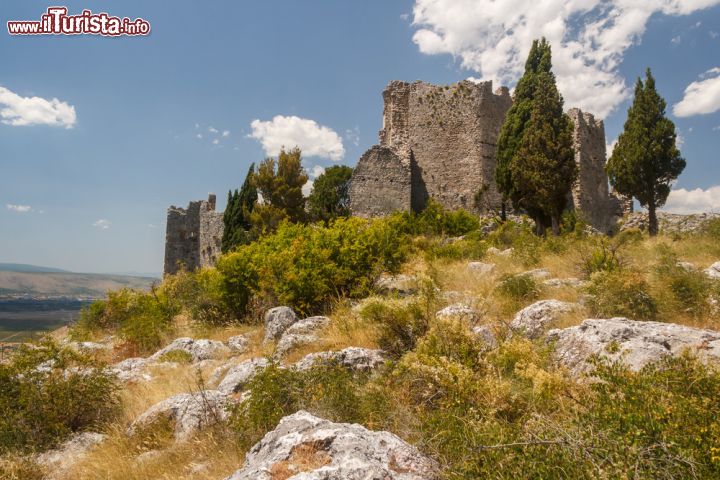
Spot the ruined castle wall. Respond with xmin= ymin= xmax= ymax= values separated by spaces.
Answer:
xmin=349 ymin=145 xmax=412 ymax=217
xmin=379 ymin=80 xmax=512 ymax=212
xmin=164 ymin=194 xmax=224 ymax=275
xmin=567 ymin=109 xmax=623 ymax=233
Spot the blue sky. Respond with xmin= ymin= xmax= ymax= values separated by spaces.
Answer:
xmin=1 ymin=0 xmax=719 ymax=274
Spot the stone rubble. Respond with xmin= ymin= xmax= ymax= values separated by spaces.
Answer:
xmin=293 ymin=347 xmax=387 ymax=373
xmin=225 ymin=410 xmax=439 ymax=480
xmin=620 ymin=212 xmax=720 ymax=234
xmin=150 ymin=337 xmax=229 ymax=362
xmin=226 ymin=334 xmax=250 ymax=353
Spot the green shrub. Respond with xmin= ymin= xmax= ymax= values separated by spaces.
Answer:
xmin=71 ymin=288 xmax=178 ymax=354
xmin=579 ymin=238 xmax=623 ymax=276
xmin=422 ymin=234 xmax=489 ymax=261
xmin=218 ymin=217 xmax=409 ymax=317
xmin=579 ymin=354 xmax=720 ymax=478
xmin=704 ymin=217 xmax=720 ymax=239
xmin=415 ymin=318 xmax=483 ymax=369
xmin=229 ymin=361 xmax=365 ymax=449
xmin=0 ymin=340 xmax=119 ymax=454
xmin=359 ymin=299 xmax=430 ymax=358
xmin=416 ymin=200 xmax=480 ymax=237
xmin=655 ymin=246 xmax=714 ymax=317
xmin=157 ymin=349 xmax=193 ymax=364
xmin=161 ymin=268 xmax=233 ymax=325
xmin=586 ymin=270 xmax=658 ymax=320
xmin=498 ymin=274 xmax=540 ymax=302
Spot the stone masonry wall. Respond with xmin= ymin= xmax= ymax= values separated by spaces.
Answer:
xmin=163 ymin=194 xmax=224 ymax=276
xmin=348 ymin=146 xmax=412 ymax=217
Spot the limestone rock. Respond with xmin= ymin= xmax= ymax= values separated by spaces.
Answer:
xmin=150 ymin=337 xmax=229 ymax=362
xmin=510 ymin=300 xmax=576 ymax=339
xmin=435 ymin=304 xmax=479 ymax=323
xmin=264 ymin=306 xmax=298 ymax=342
xmin=543 ymin=277 xmax=587 ymax=288
xmin=66 ymin=341 xmax=110 ymax=352
xmin=218 ymin=358 xmax=271 ymax=396
xmin=705 ymin=261 xmax=720 ymax=280
xmin=375 ymin=273 xmax=417 ymax=296
xmin=547 ymin=318 xmax=720 ymax=375
xmin=129 ymin=390 xmax=230 ymax=441
xmin=225 ymin=410 xmax=439 ymax=480
xmin=110 ymin=357 xmax=152 ymax=383
xmin=36 ymin=432 xmax=105 ymax=477
xmin=621 ymin=212 xmax=720 ymax=235
xmin=472 ymin=325 xmax=498 ymax=349
xmin=293 ymin=347 xmax=387 ymax=372
xmin=467 ymin=262 xmax=495 ymax=275
xmin=676 ymin=261 xmax=696 ymax=271
xmin=488 ymin=246 xmax=513 ymax=257
xmin=273 ymin=316 xmax=331 ymax=358
xmin=227 ymin=334 xmax=250 ymax=353
xmin=521 ymin=268 xmax=551 ymax=280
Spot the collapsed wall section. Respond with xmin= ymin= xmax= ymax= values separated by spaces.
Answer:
xmin=348 ymin=145 xmax=412 ymax=217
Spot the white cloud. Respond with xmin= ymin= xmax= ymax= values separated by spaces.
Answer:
xmin=606 ymin=138 xmax=618 ymax=158
xmin=345 ymin=127 xmax=360 ymax=147
xmin=309 ymin=165 xmax=326 ymax=179
xmin=6 ymin=203 xmax=32 ymax=213
xmin=212 ymin=138 xmax=220 ymax=145
xmin=673 ymin=67 xmax=720 ymax=117
xmin=196 ymin=133 xmax=203 ymax=139
xmin=0 ymin=86 xmax=76 ymax=128
xmin=671 ymin=35 xmax=682 ymax=44
xmin=411 ymin=0 xmax=720 ymax=119
xmin=249 ymin=115 xmax=345 ymax=161
xmin=711 ymin=30 xmax=719 ymax=38
xmin=208 ymin=126 xmax=218 ymax=134
xmin=222 ymin=130 xmax=230 ymax=137
xmin=662 ymin=185 xmax=720 ymax=213
xmin=676 ymin=132 xmax=684 ymax=148
xmin=93 ymin=219 xmax=110 ymax=230
xmin=302 ymin=180 xmax=314 ymax=196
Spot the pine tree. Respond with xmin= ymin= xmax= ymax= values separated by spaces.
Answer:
xmin=221 ymin=163 xmax=257 ymax=252
xmin=606 ymin=69 xmax=685 ymax=236
xmin=307 ymin=165 xmax=354 ymax=223
xmin=510 ymin=70 xmax=575 ymax=235
xmin=496 ymin=39 xmax=552 ymax=220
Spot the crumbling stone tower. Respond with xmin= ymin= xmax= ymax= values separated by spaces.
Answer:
xmin=163 ymin=194 xmax=225 ymax=276
xmin=350 ymin=79 xmax=627 ymax=233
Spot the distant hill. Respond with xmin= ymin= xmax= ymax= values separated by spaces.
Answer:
xmin=0 ymin=271 xmax=157 ymax=298
xmin=0 ymin=263 xmax=70 ymax=274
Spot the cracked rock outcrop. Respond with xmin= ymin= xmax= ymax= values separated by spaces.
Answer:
xmin=150 ymin=337 xmax=229 ymax=362
xmin=217 ymin=358 xmax=271 ymax=396
xmin=547 ymin=318 xmax=720 ymax=375
xmin=264 ymin=306 xmax=298 ymax=342
xmin=293 ymin=347 xmax=387 ymax=373
xmin=225 ymin=410 xmax=438 ymax=480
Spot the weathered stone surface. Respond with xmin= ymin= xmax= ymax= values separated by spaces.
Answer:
xmin=547 ymin=318 xmax=720 ymax=375
xmin=150 ymin=337 xmax=229 ymax=362
xmin=521 ymin=268 xmax=552 ymax=280
xmin=621 ymin=212 xmax=720 ymax=235
xmin=36 ymin=432 xmax=106 ymax=478
xmin=488 ymin=246 xmax=513 ymax=257
xmin=472 ymin=325 xmax=498 ymax=349
xmin=349 ymin=145 xmax=412 ymax=217
xmin=273 ymin=316 xmax=331 ymax=358
xmin=436 ymin=304 xmax=479 ymax=323
xmin=264 ymin=306 xmax=298 ymax=342
xmin=543 ymin=277 xmax=587 ymax=288
xmin=567 ymin=108 xmax=626 ymax=233
xmin=225 ymin=410 xmax=438 ymax=480
xmin=66 ymin=341 xmax=110 ymax=352
xmin=227 ymin=334 xmax=250 ymax=353
xmin=510 ymin=300 xmax=576 ymax=339
xmin=110 ymin=357 xmax=152 ymax=383
xmin=164 ymin=193 xmax=224 ymax=275
xmin=218 ymin=358 xmax=271 ymax=395
xmin=467 ymin=261 xmax=495 ymax=275
xmin=129 ymin=390 xmax=230 ymax=441
xmin=375 ymin=273 xmax=417 ymax=296
xmin=293 ymin=347 xmax=388 ymax=372
xmin=705 ymin=261 xmax=720 ymax=280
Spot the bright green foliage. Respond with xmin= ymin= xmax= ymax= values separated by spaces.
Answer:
xmin=250 ymin=147 xmax=308 ymax=233
xmin=655 ymin=245 xmax=715 ymax=318
xmin=217 ymin=217 xmax=409 ymax=317
xmin=498 ymin=273 xmax=540 ymax=302
xmin=307 ymin=165 xmax=354 ymax=223
xmin=0 ymin=340 xmax=119 ymax=454
xmin=510 ymin=69 xmax=575 ymax=235
xmin=72 ymin=288 xmax=179 ymax=354
xmin=580 ymin=354 xmax=720 ymax=478
xmin=161 ymin=268 xmax=233 ymax=325
xmin=496 ymin=39 xmax=552 ymax=219
xmin=157 ymin=349 xmax=193 ymax=364
xmin=606 ymin=69 xmax=686 ymax=236
xmin=586 ymin=270 xmax=658 ymax=320
xmin=222 ymin=163 xmax=257 ymax=252
xmin=415 ymin=200 xmax=481 ymax=236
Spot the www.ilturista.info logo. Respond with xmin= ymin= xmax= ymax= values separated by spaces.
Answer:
xmin=8 ymin=7 xmax=150 ymax=36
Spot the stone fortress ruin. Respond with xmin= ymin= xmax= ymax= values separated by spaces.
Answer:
xmin=163 ymin=194 xmax=224 ymax=275
xmin=349 ymin=80 xmax=628 ymax=232
xmin=165 ymin=79 xmax=630 ymax=275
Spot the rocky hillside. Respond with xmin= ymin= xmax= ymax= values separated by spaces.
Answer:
xmin=2 ymin=212 xmax=720 ymax=479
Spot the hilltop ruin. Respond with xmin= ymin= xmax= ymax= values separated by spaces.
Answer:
xmin=349 ymin=80 xmax=628 ymax=232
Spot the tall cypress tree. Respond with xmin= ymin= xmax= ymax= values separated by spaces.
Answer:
xmin=496 ymin=39 xmax=552 ymax=220
xmin=221 ymin=163 xmax=257 ymax=252
xmin=510 ymin=70 xmax=575 ymax=235
xmin=606 ymin=69 xmax=685 ymax=236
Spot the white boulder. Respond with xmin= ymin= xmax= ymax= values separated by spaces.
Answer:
xmin=218 ymin=357 xmax=271 ymax=396
xmin=293 ymin=347 xmax=387 ymax=372
xmin=435 ymin=304 xmax=479 ymax=323
xmin=510 ymin=300 xmax=576 ymax=339
xmin=225 ymin=410 xmax=438 ymax=480
xmin=227 ymin=334 xmax=250 ymax=353
xmin=150 ymin=337 xmax=229 ymax=362
xmin=264 ymin=306 xmax=298 ymax=342
xmin=467 ymin=262 xmax=495 ymax=275
xmin=704 ymin=261 xmax=720 ymax=280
